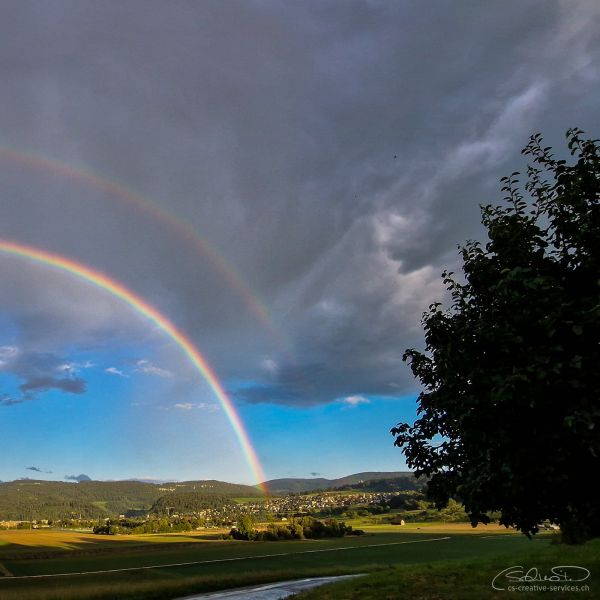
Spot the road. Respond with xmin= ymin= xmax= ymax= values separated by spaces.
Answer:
xmin=178 ymin=575 xmax=363 ymax=600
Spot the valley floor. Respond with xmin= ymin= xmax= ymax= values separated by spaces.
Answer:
xmin=0 ymin=524 xmax=579 ymax=600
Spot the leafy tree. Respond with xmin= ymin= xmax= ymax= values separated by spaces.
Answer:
xmin=230 ymin=514 xmax=256 ymax=540
xmin=298 ymin=516 xmax=351 ymax=538
xmin=392 ymin=129 xmax=600 ymax=542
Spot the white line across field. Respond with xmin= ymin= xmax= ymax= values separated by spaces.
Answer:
xmin=4 ymin=536 xmax=452 ymax=580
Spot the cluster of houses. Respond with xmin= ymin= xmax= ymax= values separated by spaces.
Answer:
xmin=171 ymin=491 xmax=401 ymax=524
xmin=1 ymin=491 xmax=404 ymax=528
xmin=0 ymin=519 xmax=50 ymax=529
xmin=262 ymin=492 xmax=396 ymax=514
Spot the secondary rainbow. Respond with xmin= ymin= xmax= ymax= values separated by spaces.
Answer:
xmin=0 ymin=239 xmax=267 ymax=493
xmin=0 ymin=147 xmax=288 ymax=352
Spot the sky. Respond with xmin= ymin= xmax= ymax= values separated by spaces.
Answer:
xmin=0 ymin=1 xmax=599 ymax=485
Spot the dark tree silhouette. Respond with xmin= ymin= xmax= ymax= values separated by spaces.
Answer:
xmin=392 ymin=129 xmax=600 ymax=543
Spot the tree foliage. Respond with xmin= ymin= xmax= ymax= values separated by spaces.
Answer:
xmin=229 ymin=516 xmax=352 ymax=541
xmin=150 ymin=492 xmax=233 ymax=515
xmin=392 ymin=129 xmax=600 ymax=542
xmin=0 ymin=480 xmax=160 ymax=521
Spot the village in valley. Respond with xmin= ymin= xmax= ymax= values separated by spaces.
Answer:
xmin=0 ymin=487 xmax=422 ymax=533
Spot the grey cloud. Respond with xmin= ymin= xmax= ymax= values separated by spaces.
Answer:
xmin=20 ymin=376 xmax=86 ymax=395
xmin=0 ymin=349 xmax=88 ymax=404
xmin=1 ymin=394 xmax=22 ymax=406
xmin=65 ymin=473 xmax=91 ymax=482
xmin=26 ymin=466 xmax=52 ymax=473
xmin=0 ymin=261 xmax=155 ymax=352
xmin=0 ymin=1 xmax=599 ymax=406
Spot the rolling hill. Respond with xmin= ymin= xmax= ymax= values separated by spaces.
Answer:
xmin=0 ymin=478 xmax=260 ymax=521
xmin=261 ymin=471 xmax=420 ymax=494
xmin=0 ymin=472 xmax=420 ymax=520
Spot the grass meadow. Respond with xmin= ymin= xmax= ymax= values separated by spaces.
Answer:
xmin=296 ymin=537 xmax=600 ymax=600
xmin=0 ymin=524 xmax=591 ymax=599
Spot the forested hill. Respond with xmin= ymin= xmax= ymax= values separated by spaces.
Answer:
xmin=0 ymin=479 xmax=260 ymax=521
xmin=0 ymin=480 xmax=157 ymax=520
xmin=150 ymin=492 xmax=234 ymax=515
xmin=261 ymin=471 xmax=420 ymax=494
xmin=174 ymin=480 xmax=263 ymax=496
xmin=0 ymin=472 xmax=419 ymax=520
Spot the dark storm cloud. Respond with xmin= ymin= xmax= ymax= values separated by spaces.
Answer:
xmin=0 ymin=1 xmax=599 ymax=405
xmin=0 ymin=347 xmax=87 ymax=404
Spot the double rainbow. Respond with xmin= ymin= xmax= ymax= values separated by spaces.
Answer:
xmin=0 ymin=147 xmax=288 ymax=351
xmin=0 ymin=239 xmax=267 ymax=492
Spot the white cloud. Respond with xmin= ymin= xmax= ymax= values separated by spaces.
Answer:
xmin=57 ymin=360 xmax=95 ymax=373
xmin=135 ymin=359 xmax=173 ymax=378
xmin=174 ymin=402 xmax=220 ymax=412
xmin=341 ymin=395 xmax=370 ymax=407
xmin=174 ymin=402 xmax=194 ymax=410
xmin=106 ymin=367 xmax=127 ymax=377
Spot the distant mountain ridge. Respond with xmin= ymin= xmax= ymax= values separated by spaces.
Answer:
xmin=261 ymin=471 xmax=418 ymax=494
xmin=0 ymin=472 xmax=418 ymax=520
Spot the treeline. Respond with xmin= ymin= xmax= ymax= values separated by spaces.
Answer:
xmin=332 ymin=476 xmax=426 ymax=493
xmin=314 ymin=491 xmax=424 ymax=518
xmin=228 ymin=515 xmax=362 ymax=541
xmin=392 ymin=498 xmax=474 ymax=523
xmin=150 ymin=492 xmax=234 ymax=515
xmin=173 ymin=480 xmax=262 ymax=496
xmin=314 ymin=492 xmax=471 ymax=524
xmin=93 ymin=516 xmax=204 ymax=535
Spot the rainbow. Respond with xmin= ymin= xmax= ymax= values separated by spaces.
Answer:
xmin=0 ymin=147 xmax=288 ymax=351
xmin=0 ymin=239 xmax=268 ymax=493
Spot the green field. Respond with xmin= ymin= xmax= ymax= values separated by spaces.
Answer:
xmin=0 ymin=525 xmax=580 ymax=600
xmin=296 ymin=538 xmax=600 ymax=599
